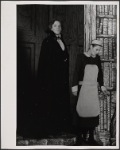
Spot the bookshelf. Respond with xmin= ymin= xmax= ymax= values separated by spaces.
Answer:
xmin=96 ymin=5 xmax=117 ymax=146
xmin=84 ymin=4 xmax=117 ymax=146
xmin=97 ymin=35 xmax=116 ymax=38
xmin=97 ymin=15 xmax=116 ymax=18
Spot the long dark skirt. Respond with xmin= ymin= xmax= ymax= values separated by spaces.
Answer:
xmin=76 ymin=111 xmax=99 ymax=132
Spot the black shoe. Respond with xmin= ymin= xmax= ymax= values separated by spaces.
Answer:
xmin=75 ymin=136 xmax=83 ymax=146
xmin=87 ymin=138 xmax=102 ymax=146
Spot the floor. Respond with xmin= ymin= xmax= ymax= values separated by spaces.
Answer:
xmin=16 ymin=133 xmax=104 ymax=146
xmin=17 ymin=133 xmax=77 ymax=146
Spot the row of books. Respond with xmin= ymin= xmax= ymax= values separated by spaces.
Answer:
xmin=96 ymin=17 xmax=117 ymax=35
xmin=97 ymin=91 xmax=116 ymax=132
xmin=99 ymin=93 xmax=110 ymax=131
xmin=97 ymin=37 xmax=116 ymax=60
xmin=111 ymin=91 xmax=116 ymax=119
xmin=96 ymin=5 xmax=116 ymax=144
xmin=97 ymin=5 xmax=117 ymax=16
xmin=101 ymin=62 xmax=116 ymax=88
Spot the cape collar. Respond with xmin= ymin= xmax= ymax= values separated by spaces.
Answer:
xmin=47 ymin=30 xmax=62 ymax=40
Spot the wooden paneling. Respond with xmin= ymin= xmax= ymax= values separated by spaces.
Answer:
xmin=17 ymin=5 xmax=35 ymax=34
xmin=17 ymin=5 xmax=84 ymax=130
xmin=91 ymin=5 xmax=96 ymax=40
xmin=17 ymin=5 xmax=48 ymax=108
xmin=84 ymin=5 xmax=96 ymax=52
xmin=21 ymin=43 xmax=35 ymax=76
xmin=17 ymin=42 xmax=35 ymax=98
xmin=17 ymin=5 xmax=49 ymax=135
xmin=17 ymin=5 xmax=48 ymax=76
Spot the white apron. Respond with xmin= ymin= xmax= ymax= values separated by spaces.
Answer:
xmin=76 ymin=65 xmax=100 ymax=117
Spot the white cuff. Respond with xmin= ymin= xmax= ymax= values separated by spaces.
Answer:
xmin=72 ymin=86 xmax=78 ymax=93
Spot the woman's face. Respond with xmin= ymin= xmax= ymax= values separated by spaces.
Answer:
xmin=91 ymin=45 xmax=101 ymax=57
xmin=51 ymin=21 xmax=62 ymax=35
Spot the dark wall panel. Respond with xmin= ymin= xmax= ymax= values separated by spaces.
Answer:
xmin=17 ymin=5 xmax=84 ymax=130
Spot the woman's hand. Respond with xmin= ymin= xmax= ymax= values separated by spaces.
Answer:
xmin=71 ymin=86 xmax=78 ymax=96
xmin=72 ymin=91 xmax=77 ymax=96
xmin=101 ymin=86 xmax=108 ymax=95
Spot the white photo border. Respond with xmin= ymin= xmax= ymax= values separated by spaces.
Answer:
xmin=1 ymin=1 xmax=119 ymax=149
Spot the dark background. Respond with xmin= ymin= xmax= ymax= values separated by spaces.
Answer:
xmin=17 ymin=5 xmax=84 ymax=133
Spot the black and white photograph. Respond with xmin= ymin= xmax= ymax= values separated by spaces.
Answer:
xmin=1 ymin=1 xmax=119 ymax=149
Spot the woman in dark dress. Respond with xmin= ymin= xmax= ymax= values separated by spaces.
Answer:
xmin=36 ymin=19 xmax=71 ymax=137
xmin=72 ymin=40 xmax=107 ymax=145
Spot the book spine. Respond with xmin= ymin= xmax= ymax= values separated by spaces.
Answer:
xmin=100 ymin=99 xmax=104 ymax=131
xmin=112 ymin=19 xmax=117 ymax=35
xmin=112 ymin=38 xmax=116 ymax=59
xmin=99 ymin=5 xmax=102 ymax=15
xmin=97 ymin=5 xmax=100 ymax=15
xmin=109 ymin=5 xmax=113 ymax=15
xmin=103 ymin=38 xmax=109 ymax=59
xmin=109 ymin=62 xmax=112 ymax=87
xmin=96 ymin=18 xmax=100 ymax=34
xmin=108 ymin=18 xmax=113 ymax=35
xmin=97 ymin=38 xmax=104 ymax=59
xmin=100 ymin=38 xmax=104 ymax=59
xmin=108 ymin=38 xmax=112 ymax=59
xmin=105 ymin=5 xmax=109 ymax=15
xmin=99 ymin=18 xmax=103 ymax=34
xmin=111 ymin=92 xmax=114 ymax=119
xmin=111 ymin=63 xmax=116 ymax=88
xmin=104 ymin=62 xmax=110 ymax=87
xmin=103 ymin=18 xmax=108 ymax=35
xmin=103 ymin=99 xmax=107 ymax=130
xmin=111 ymin=91 xmax=116 ymax=119
xmin=99 ymin=97 xmax=101 ymax=130
xmin=112 ymin=5 xmax=116 ymax=16
xmin=106 ymin=94 xmax=108 ymax=131
xmin=99 ymin=93 xmax=104 ymax=131
xmin=111 ymin=91 xmax=116 ymax=103
xmin=111 ymin=102 xmax=115 ymax=119
xmin=106 ymin=94 xmax=111 ymax=131
xmin=101 ymin=5 xmax=105 ymax=15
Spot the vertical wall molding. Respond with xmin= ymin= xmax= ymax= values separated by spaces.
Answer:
xmin=84 ymin=5 xmax=96 ymax=52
